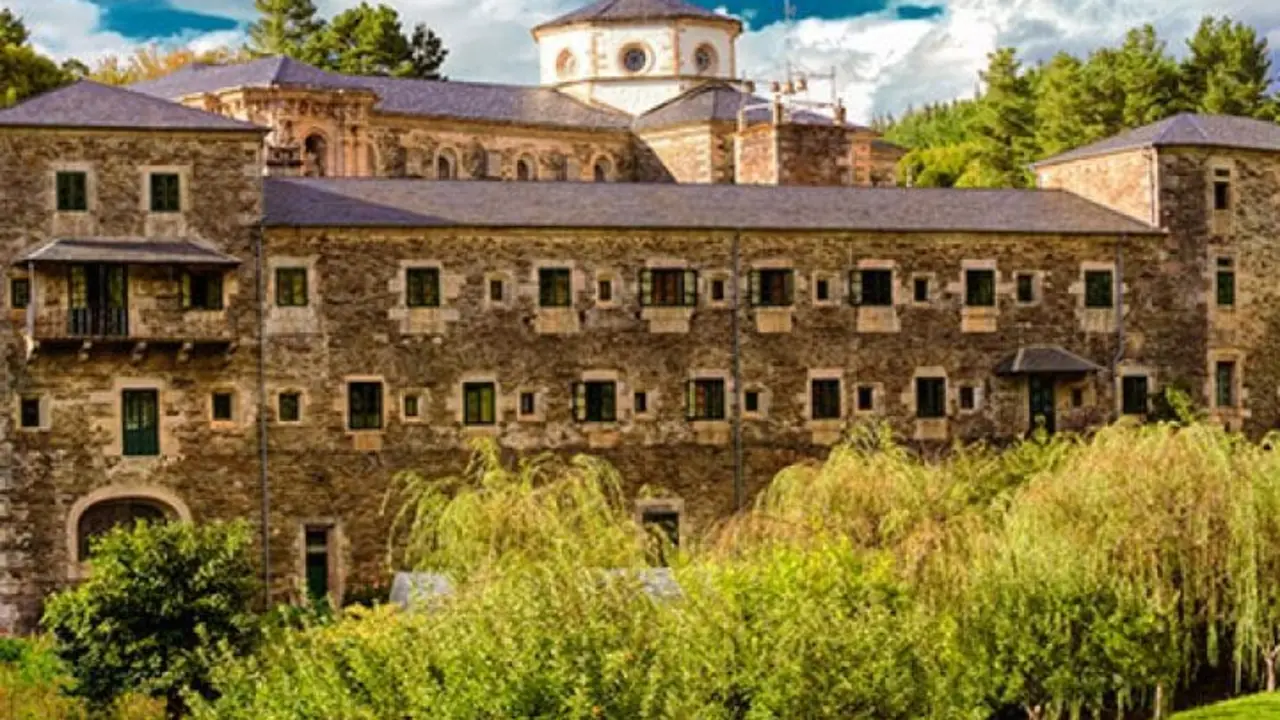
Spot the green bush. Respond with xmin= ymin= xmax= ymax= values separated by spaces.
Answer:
xmin=42 ymin=519 xmax=260 ymax=716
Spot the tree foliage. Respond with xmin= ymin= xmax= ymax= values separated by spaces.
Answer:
xmin=0 ymin=11 xmax=77 ymax=108
xmin=90 ymin=45 xmax=249 ymax=86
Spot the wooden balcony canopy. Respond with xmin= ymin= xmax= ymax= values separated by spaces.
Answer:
xmin=14 ymin=238 xmax=240 ymax=266
xmin=995 ymin=346 xmax=1103 ymax=376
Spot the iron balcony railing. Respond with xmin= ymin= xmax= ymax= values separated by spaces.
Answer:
xmin=65 ymin=307 xmax=129 ymax=338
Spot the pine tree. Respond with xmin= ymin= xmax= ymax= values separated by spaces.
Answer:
xmin=969 ymin=48 xmax=1036 ymax=188
xmin=1181 ymin=16 xmax=1273 ymax=117
xmin=1115 ymin=26 xmax=1181 ymax=127
xmin=0 ymin=11 xmax=74 ymax=108
xmin=1034 ymin=53 xmax=1089 ymax=157
xmin=407 ymin=23 xmax=448 ymax=80
xmin=246 ymin=0 xmax=323 ymax=58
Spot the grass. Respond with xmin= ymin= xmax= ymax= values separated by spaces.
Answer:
xmin=1171 ymin=693 xmax=1280 ymax=718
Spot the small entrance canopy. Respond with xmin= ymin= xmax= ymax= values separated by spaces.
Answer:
xmin=995 ymin=346 xmax=1102 ymax=375
xmin=14 ymin=238 xmax=240 ymax=266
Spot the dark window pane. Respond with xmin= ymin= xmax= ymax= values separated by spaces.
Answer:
xmin=1214 ymin=180 xmax=1230 ymax=211
xmin=1216 ymin=259 xmax=1235 ymax=307
xmin=859 ymin=269 xmax=893 ymax=306
xmin=1016 ymin=274 xmax=1034 ymax=303
xmin=965 ymin=270 xmax=995 ymax=307
xmin=959 ymin=386 xmax=975 ymax=410
xmin=20 ymin=397 xmax=40 ymax=428
xmin=641 ymin=269 xmax=696 ymax=307
xmin=463 ymin=382 xmax=496 ymax=425
xmin=633 ymin=391 xmax=647 ymax=414
xmin=348 ymin=382 xmax=383 ymax=430
xmin=916 ymin=378 xmax=946 ymax=418
xmin=752 ymin=269 xmax=793 ymax=307
xmin=149 ymin=173 xmax=181 ymax=213
xmin=574 ymin=381 xmax=617 ymax=422
xmin=305 ymin=528 xmax=330 ymax=600
xmin=10 ymin=278 xmax=29 ymax=309
xmin=811 ymin=379 xmax=841 ymax=420
xmin=913 ymin=277 xmax=929 ymax=302
xmin=78 ymin=500 xmax=166 ymax=561
xmin=815 ymin=278 xmax=829 ymax=301
xmin=406 ymin=268 xmax=441 ymax=307
xmin=122 ymin=389 xmax=159 ymax=456
xmin=181 ymin=271 xmax=223 ymax=310
xmin=1071 ymin=388 xmax=1084 ymax=407
xmin=212 ymin=392 xmax=233 ymax=421
xmin=276 ymin=268 xmax=308 ymax=307
xmin=1216 ymin=361 xmax=1236 ymax=408
xmin=1084 ymin=271 xmax=1114 ymax=308
xmin=56 ymin=171 xmax=87 ymax=212
xmin=711 ymin=279 xmax=725 ymax=302
xmin=539 ymin=268 xmax=572 ymax=307
xmin=278 ymin=392 xmax=300 ymax=422
xmin=520 ymin=392 xmax=536 ymax=416
xmin=744 ymin=390 xmax=759 ymax=413
xmin=687 ymin=379 xmax=726 ymax=421
xmin=403 ymin=394 xmax=419 ymax=418
xmin=489 ymin=279 xmax=504 ymax=302
xmin=1122 ymin=376 xmax=1149 ymax=415
xmin=856 ymin=385 xmax=874 ymax=411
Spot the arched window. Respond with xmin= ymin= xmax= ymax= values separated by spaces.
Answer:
xmin=303 ymin=133 xmax=328 ymax=177
xmin=556 ymin=50 xmax=577 ymax=80
xmin=436 ymin=150 xmax=457 ymax=180
xmin=693 ymin=44 xmax=717 ymax=75
xmin=516 ymin=157 xmax=536 ymax=181
xmin=593 ymin=158 xmax=612 ymax=182
xmin=77 ymin=498 xmax=173 ymax=561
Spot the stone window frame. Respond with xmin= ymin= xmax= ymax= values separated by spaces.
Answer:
xmin=636 ymin=496 xmax=685 ymax=551
xmin=401 ymin=263 xmax=444 ymax=308
xmin=103 ymin=377 xmax=172 ymax=460
xmin=49 ymin=161 xmax=96 ymax=215
xmin=853 ymin=259 xmax=901 ymax=333
xmin=1207 ymin=349 xmax=1247 ymax=416
xmin=454 ymin=373 xmax=503 ymax=433
xmin=573 ymin=369 xmax=626 ymax=425
xmin=692 ymin=43 xmax=719 ymax=75
xmin=267 ymin=256 xmax=320 ymax=313
xmin=484 ymin=150 xmax=504 ymax=179
xmin=515 ymin=154 xmax=538 ymax=182
xmin=139 ymin=164 xmax=191 ymax=215
xmin=1115 ymin=365 xmax=1157 ymax=417
xmin=703 ymin=269 xmax=732 ymax=309
xmin=685 ymin=369 xmax=731 ymax=423
xmin=400 ymin=388 xmax=429 ymax=424
xmin=15 ymin=392 xmax=50 ymax=432
xmin=910 ymin=273 xmax=934 ymax=306
xmin=8 ymin=270 xmax=30 ymax=310
xmin=434 ymin=147 xmax=459 ymax=180
xmin=810 ymin=271 xmax=842 ymax=307
xmin=339 ymin=375 xmax=387 ymax=434
xmin=618 ymin=42 xmax=654 ymax=75
xmin=959 ymin=259 xmax=998 ymax=308
xmin=804 ymin=368 xmax=845 ymax=423
xmin=65 ymin=485 xmax=192 ymax=581
xmin=516 ymin=386 xmax=545 ymax=423
xmin=296 ymin=519 xmax=347 ymax=607
xmin=208 ymin=386 xmax=242 ymax=429
xmin=533 ymin=260 xmax=578 ymax=307
xmin=595 ymin=268 xmax=621 ymax=309
xmin=955 ymin=381 xmax=984 ymax=415
xmin=1013 ymin=270 xmax=1043 ymax=307
xmin=484 ymin=271 xmax=513 ymax=310
xmin=592 ymin=155 xmax=614 ymax=182
xmin=1208 ymin=158 xmax=1235 ymax=216
xmin=907 ymin=367 xmax=950 ymax=441
xmin=1212 ymin=254 xmax=1236 ymax=310
xmin=275 ymin=388 xmax=306 ymax=425
xmin=853 ymin=382 xmax=881 ymax=415
xmin=632 ymin=387 xmax=657 ymax=421
xmin=741 ymin=384 xmax=770 ymax=420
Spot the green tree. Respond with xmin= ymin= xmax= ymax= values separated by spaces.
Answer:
xmin=0 ymin=8 xmax=30 ymax=46
xmin=0 ymin=10 xmax=74 ymax=108
xmin=407 ymin=22 xmax=448 ymax=80
xmin=246 ymin=0 xmax=323 ymax=58
xmin=1115 ymin=25 xmax=1181 ymax=127
xmin=1181 ymin=16 xmax=1274 ymax=117
xmin=306 ymin=3 xmax=447 ymax=79
xmin=968 ymin=48 xmax=1036 ymax=187
xmin=42 ymin=520 xmax=260 ymax=716
xmin=1034 ymin=53 xmax=1091 ymax=157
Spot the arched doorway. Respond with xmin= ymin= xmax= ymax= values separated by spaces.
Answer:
xmin=66 ymin=487 xmax=191 ymax=572
xmin=303 ymin=133 xmax=328 ymax=177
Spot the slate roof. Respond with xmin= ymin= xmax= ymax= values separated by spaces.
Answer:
xmin=15 ymin=238 xmax=241 ymax=266
xmin=632 ymin=82 xmax=839 ymax=131
xmin=263 ymin=178 xmax=1163 ymax=235
xmin=994 ymin=347 xmax=1103 ymax=375
xmin=534 ymin=0 xmax=739 ymax=32
xmin=1034 ymin=113 xmax=1280 ymax=167
xmin=130 ymin=57 xmax=632 ymax=131
xmin=0 ymin=80 xmax=263 ymax=132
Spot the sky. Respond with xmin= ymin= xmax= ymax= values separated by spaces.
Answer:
xmin=7 ymin=0 xmax=1280 ymax=122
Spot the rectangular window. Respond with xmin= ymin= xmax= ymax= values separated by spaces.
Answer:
xmin=633 ymin=391 xmax=647 ymax=414
xmin=463 ymin=382 xmax=496 ymax=425
xmin=56 ymin=171 xmax=87 ymax=212
xmin=1084 ymin=270 xmax=1114 ymax=308
xmin=304 ymin=527 xmax=331 ymax=601
xmin=539 ymin=268 xmax=572 ymax=307
xmin=181 ymin=271 xmax=223 ymax=310
xmin=916 ymin=377 xmax=946 ymax=419
xmin=1213 ymin=168 xmax=1231 ymax=211
xmin=744 ymin=390 xmax=759 ymax=413
xmin=1015 ymin=273 xmax=1035 ymax=304
xmin=750 ymin=269 xmax=794 ymax=307
xmin=711 ymin=279 xmax=726 ymax=302
xmin=810 ymin=379 xmax=841 ymax=420
xmin=347 ymin=381 xmax=383 ymax=430
xmin=815 ymin=278 xmax=830 ymax=302
xmin=489 ymin=279 xmax=504 ymax=303
xmin=212 ymin=392 xmax=233 ymax=421
xmin=1122 ymin=375 xmax=1149 ymax=415
xmin=640 ymin=268 xmax=697 ymax=307
xmin=275 ymin=267 xmax=308 ymax=307
xmin=853 ymin=269 xmax=893 ymax=306
xmin=1071 ymin=387 xmax=1084 ymax=408
xmin=572 ymin=381 xmax=617 ymax=422
xmin=964 ymin=269 xmax=995 ymax=307
xmin=1216 ymin=257 xmax=1235 ymax=307
xmin=856 ymin=385 xmax=874 ymax=412
xmin=121 ymin=389 xmax=159 ymax=456
xmin=19 ymin=397 xmax=40 ymax=429
xmin=959 ymin=386 xmax=976 ymax=411
xmin=913 ymin=277 xmax=929 ymax=303
xmin=641 ymin=508 xmax=680 ymax=566
xmin=597 ymin=278 xmax=613 ymax=303
xmin=10 ymin=278 xmax=29 ymax=309
xmin=149 ymin=172 xmax=181 ymax=213
xmin=687 ymin=378 xmax=726 ymax=421
xmin=406 ymin=268 xmax=441 ymax=308
xmin=403 ymin=394 xmax=419 ymax=418
xmin=1216 ymin=361 xmax=1237 ymax=408
xmin=278 ymin=392 xmax=301 ymax=422
xmin=519 ymin=392 xmax=536 ymax=416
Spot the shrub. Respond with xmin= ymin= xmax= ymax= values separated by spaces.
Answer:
xmin=42 ymin=519 xmax=260 ymax=716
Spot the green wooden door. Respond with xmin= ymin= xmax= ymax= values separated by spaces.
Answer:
xmin=1028 ymin=375 xmax=1056 ymax=434
xmin=122 ymin=390 xmax=159 ymax=456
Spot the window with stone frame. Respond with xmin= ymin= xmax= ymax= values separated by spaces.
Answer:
xmin=1121 ymin=375 xmax=1149 ymax=415
xmin=121 ymin=389 xmax=160 ymax=456
xmin=750 ymin=269 xmax=794 ymax=307
xmin=597 ymin=278 xmax=613 ymax=303
xmin=851 ymin=268 xmax=893 ymax=306
xmin=1216 ymin=257 xmax=1235 ymax=307
xmin=149 ymin=172 xmax=181 ymax=213
xmin=10 ymin=277 xmax=29 ymax=309
xmin=1213 ymin=168 xmax=1231 ymax=211
xmin=1015 ymin=273 xmax=1036 ymax=304
xmin=463 ymin=382 xmax=497 ymax=425
xmin=304 ymin=526 xmax=333 ymax=601
xmin=403 ymin=393 xmax=420 ymax=419
xmin=710 ymin=277 xmax=726 ymax=302
xmin=78 ymin=499 xmax=167 ymax=561
xmin=810 ymin=378 xmax=841 ymax=420
xmin=347 ymin=381 xmax=383 ymax=430
xmin=516 ymin=157 xmax=536 ymax=181
xmin=958 ymin=385 xmax=977 ymax=411
xmin=275 ymin=267 xmax=308 ymax=307
xmin=436 ymin=151 xmax=457 ymax=180
xmin=913 ymin=276 xmax=930 ymax=303
xmin=406 ymin=267 xmax=441 ymax=308
xmin=916 ymin=377 xmax=946 ymax=418
xmin=1215 ymin=361 xmax=1237 ymax=408
xmin=489 ymin=278 xmax=505 ymax=303
xmin=519 ymin=392 xmax=537 ymax=417
xmin=278 ymin=392 xmax=301 ymax=422
xmin=19 ymin=396 xmax=41 ymax=429
xmin=181 ymin=270 xmax=223 ymax=310
xmin=815 ymin=277 xmax=831 ymax=302
xmin=212 ymin=391 xmax=234 ymax=421
xmin=856 ymin=385 xmax=874 ymax=412
xmin=744 ymin=390 xmax=760 ymax=413
xmin=640 ymin=268 xmax=697 ymax=307
xmin=686 ymin=378 xmax=726 ymax=421
xmin=572 ymin=380 xmax=616 ymax=422
xmin=1084 ymin=270 xmax=1114 ymax=308
xmin=539 ymin=268 xmax=572 ymax=307
xmin=56 ymin=171 xmax=87 ymax=212
xmin=964 ymin=269 xmax=995 ymax=307
xmin=633 ymin=391 xmax=648 ymax=414
xmin=593 ymin=159 xmax=612 ymax=182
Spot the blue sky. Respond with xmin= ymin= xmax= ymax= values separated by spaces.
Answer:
xmin=12 ymin=0 xmax=1280 ymax=120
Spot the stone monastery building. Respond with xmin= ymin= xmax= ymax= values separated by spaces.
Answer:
xmin=0 ymin=0 xmax=1278 ymax=631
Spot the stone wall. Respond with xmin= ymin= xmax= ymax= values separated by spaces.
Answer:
xmin=1035 ymin=149 xmax=1158 ymax=224
xmin=634 ymin=123 xmax=734 ymax=183
xmin=734 ymin=124 xmax=776 ymax=184
xmin=774 ymin=124 xmax=853 ymax=186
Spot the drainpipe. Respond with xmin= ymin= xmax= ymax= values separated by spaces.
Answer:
xmin=730 ymin=229 xmax=745 ymax=511
xmin=1112 ymin=235 xmax=1127 ymax=420
xmin=255 ymin=221 xmax=271 ymax=606
xmin=25 ymin=261 xmax=34 ymax=341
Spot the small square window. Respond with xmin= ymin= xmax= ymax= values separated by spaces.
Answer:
xmin=1071 ymin=387 xmax=1084 ymax=408
xmin=711 ymin=278 xmax=726 ymax=302
xmin=965 ymin=269 xmax=995 ymax=307
xmin=916 ymin=377 xmax=946 ymax=418
xmin=633 ymin=391 xmax=648 ymax=414
xmin=856 ymin=385 xmax=874 ymax=412
xmin=403 ymin=394 xmax=420 ymax=418
xmin=406 ymin=268 xmax=441 ymax=308
xmin=1213 ymin=169 xmax=1231 ymax=211
xmin=20 ymin=397 xmax=40 ymax=429
xmin=278 ymin=392 xmax=301 ymax=422
xmin=598 ymin=278 xmax=613 ymax=303
xmin=913 ymin=277 xmax=929 ymax=303
xmin=1216 ymin=257 xmax=1235 ymax=307
xmin=348 ymin=381 xmax=383 ymax=430
xmin=489 ymin=278 xmax=504 ymax=303
xmin=212 ymin=392 xmax=233 ymax=421
xmin=815 ymin=278 xmax=830 ymax=302
xmin=959 ymin=386 xmax=976 ymax=411
xmin=687 ymin=378 xmax=726 ymax=421
xmin=10 ymin=278 xmax=30 ymax=309
xmin=1084 ymin=270 xmax=1114 ymax=308
xmin=1015 ymin=273 xmax=1035 ymax=304
xmin=1122 ymin=376 xmax=1149 ymax=416
xmin=539 ymin=268 xmax=572 ymax=307
xmin=519 ymin=392 xmax=536 ymax=416
xmin=744 ymin=390 xmax=759 ymax=413
xmin=149 ymin=172 xmax=181 ymax=213
xmin=463 ymin=382 xmax=497 ymax=425
xmin=56 ymin=171 xmax=87 ymax=212
xmin=810 ymin=379 xmax=841 ymax=420
xmin=276 ymin=267 xmax=308 ymax=307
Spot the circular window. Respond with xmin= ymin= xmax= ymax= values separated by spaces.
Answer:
xmin=694 ymin=45 xmax=716 ymax=74
xmin=621 ymin=46 xmax=648 ymax=73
